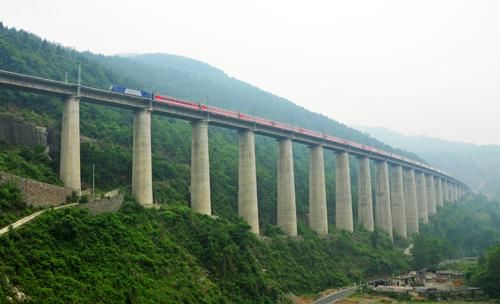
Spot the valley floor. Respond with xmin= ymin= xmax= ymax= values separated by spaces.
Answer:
xmin=344 ymin=294 xmax=493 ymax=304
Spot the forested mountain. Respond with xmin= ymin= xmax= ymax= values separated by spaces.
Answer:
xmin=357 ymin=126 xmax=500 ymax=198
xmin=0 ymin=23 xmax=423 ymax=228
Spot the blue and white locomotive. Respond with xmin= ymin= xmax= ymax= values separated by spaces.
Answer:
xmin=109 ymin=85 xmax=152 ymax=99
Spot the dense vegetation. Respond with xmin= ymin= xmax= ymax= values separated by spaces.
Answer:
xmin=0 ymin=200 xmax=409 ymax=303
xmin=467 ymin=246 xmax=500 ymax=299
xmin=0 ymin=181 xmax=38 ymax=227
xmin=0 ymin=143 xmax=61 ymax=185
xmin=411 ymin=195 xmax=500 ymax=269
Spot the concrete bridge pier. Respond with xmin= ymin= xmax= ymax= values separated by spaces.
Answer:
xmin=309 ymin=145 xmax=328 ymax=235
xmin=452 ymin=183 xmax=456 ymax=202
xmin=238 ymin=130 xmax=259 ymax=234
xmin=416 ymin=171 xmax=428 ymax=224
xmin=375 ymin=160 xmax=393 ymax=240
xmin=357 ymin=156 xmax=374 ymax=232
xmin=447 ymin=181 xmax=453 ymax=203
xmin=191 ymin=120 xmax=211 ymax=215
xmin=390 ymin=165 xmax=407 ymax=238
xmin=426 ymin=174 xmax=437 ymax=215
xmin=435 ymin=177 xmax=443 ymax=208
xmin=449 ymin=183 xmax=453 ymax=202
xmin=450 ymin=183 xmax=455 ymax=202
xmin=59 ymin=96 xmax=81 ymax=194
xmin=443 ymin=180 xmax=449 ymax=204
xmin=278 ymin=139 xmax=297 ymax=236
xmin=132 ymin=109 xmax=153 ymax=206
xmin=454 ymin=184 xmax=458 ymax=201
xmin=336 ymin=151 xmax=353 ymax=232
xmin=403 ymin=168 xmax=419 ymax=235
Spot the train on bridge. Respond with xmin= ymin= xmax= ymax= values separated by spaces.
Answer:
xmin=109 ymin=84 xmax=438 ymax=173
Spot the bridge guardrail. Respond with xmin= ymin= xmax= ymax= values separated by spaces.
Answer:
xmin=313 ymin=286 xmax=357 ymax=304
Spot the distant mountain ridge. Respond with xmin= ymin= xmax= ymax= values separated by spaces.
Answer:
xmin=357 ymin=126 xmax=500 ymax=198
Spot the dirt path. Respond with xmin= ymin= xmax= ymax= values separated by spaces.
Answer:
xmin=0 ymin=203 xmax=78 ymax=236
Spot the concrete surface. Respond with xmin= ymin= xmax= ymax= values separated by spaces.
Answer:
xmin=238 ymin=130 xmax=259 ymax=234
xmin=357 ymin=156 xmax=374 ymax=232
xmin=59 ymin=96 xmax=81 ymax=194
xmin=375 ymin=160 xmax=393 ymax=240
xmin=132 ymin=109 xmax=153 ymax=207
xmin=336 ymin=151 xmax=353 ymax=232
xmin=277 ymin=139 xmax=297 ymax=236
xmin=191 ymin=120 xmax=211 ymax=215
xmin=416 ymin=171 xmax=429 ymax=224
xmin=390 ymin=165 xmax=407 ymax=238
xmin=309 ymin=145 xmax=328 ymax=235
xmin=403 ymin=168 xmax=419 ymax=235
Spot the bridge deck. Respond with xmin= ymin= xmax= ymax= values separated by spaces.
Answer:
xmin=0 ymin=69 xmax=467 ymax=187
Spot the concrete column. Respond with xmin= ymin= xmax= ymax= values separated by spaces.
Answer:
xmin=191 ymin=120 xmax=211 ymax=215
xmin=443 ymin=180 xmax=449 ymax=204
xmin=59 ymin=96 xmax=81 ymax=194
xmin=434 ymin=176 xmax=443 ymax=210
xmin=132 ymin=109 xmax=153 ymax=207
xmin=403 ymin=168 xmax=419 ymax=235
xmin=450 ymin=182 xmax=454 ymax=202
xmin=448 ymin=182 xmax=455 ymax=203
xmin=416 ymin=172 xmax=428 ymax=224
xmin=435 ymin=177 xmax=444 ymax=208
xmin=390 ymin=165 xmax=406 ymax=238
xmin=447 ymin=181 xmax=453 ymax=203
xmin=309 ymin=146 xmax=328 ymax=235
xmin=335 ymin=151 xmax=353 ymax=232
xmin=454 ymin=184 xmax=457 ymax=201
xmin=375 ymin=160 xmax=393 ymax=240
xmin=447 ymin=182 xmax=453 ymax=203
xmin=277 ymin=139 xmax=297 ymax=236
xmin=357 ymin=156 xmax=374 ymax=232
xmin=238 ymin=130 xmax=259 ymax=234
xmin=426 ymin=174 xmax=437 ymax=215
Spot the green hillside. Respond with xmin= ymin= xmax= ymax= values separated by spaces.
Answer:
xmin=411 ymin=195 xmax=500 ymax=269
xmin=0 ymin=199 xmax=408 ymax=303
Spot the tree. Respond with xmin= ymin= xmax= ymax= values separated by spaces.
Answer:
xmin=469 ymin=246 xmax=500 ymax=298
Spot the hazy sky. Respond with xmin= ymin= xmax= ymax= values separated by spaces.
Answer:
xmin=2 ymin=0 xmax=500 ymax=145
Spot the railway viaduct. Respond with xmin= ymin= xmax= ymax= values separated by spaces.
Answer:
xmin=0 ymin=69 xmax=469 ymax=239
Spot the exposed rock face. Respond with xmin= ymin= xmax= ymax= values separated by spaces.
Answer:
xmin=0 ymin=116 xmax=59 ymax=153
